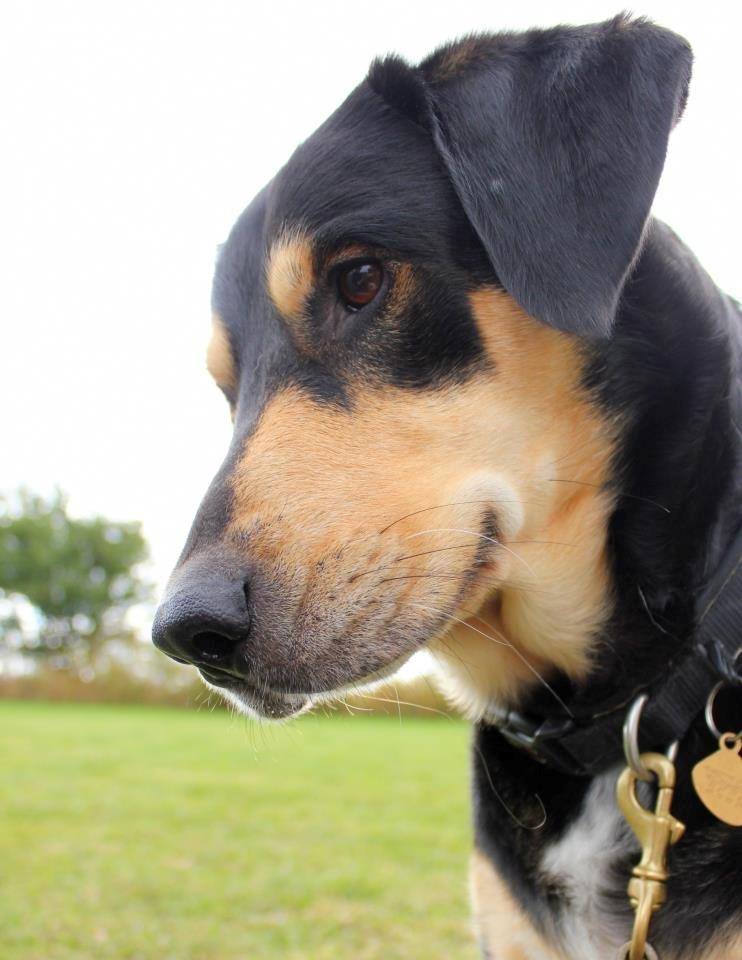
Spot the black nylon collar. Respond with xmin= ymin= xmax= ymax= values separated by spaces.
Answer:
xmin=489 ymin=524 xmax=742 ymax=777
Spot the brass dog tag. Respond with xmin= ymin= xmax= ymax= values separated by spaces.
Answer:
xmin=691 ymin=733 xmax=742 ymax=826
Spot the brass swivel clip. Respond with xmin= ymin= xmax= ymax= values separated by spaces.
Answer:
xmin=616 ymin=695 xmax=686 ymax=960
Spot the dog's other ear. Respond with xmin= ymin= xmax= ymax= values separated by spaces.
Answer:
xmin=370 ymin=16 xmax=692 ymax=337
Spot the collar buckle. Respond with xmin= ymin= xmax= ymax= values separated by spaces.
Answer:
xmin=492 ymin=706 xmax=579 ymax=773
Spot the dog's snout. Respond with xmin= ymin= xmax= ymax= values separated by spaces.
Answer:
xmin=152 ymin=560 xmax=251 ymax=677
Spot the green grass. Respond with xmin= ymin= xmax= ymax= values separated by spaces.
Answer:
xmin=0 ymin=700 xmax=478 ymax=960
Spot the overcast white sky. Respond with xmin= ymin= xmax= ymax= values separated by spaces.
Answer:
xmin=2 ymin=0 xmax=740 ymax=599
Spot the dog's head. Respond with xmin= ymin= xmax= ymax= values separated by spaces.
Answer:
xmin=153 ymin=16 xmax=691 ymax=719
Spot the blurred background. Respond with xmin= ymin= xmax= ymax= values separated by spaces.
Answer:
xmin=2 ymin=2 xmax=740 ymax=958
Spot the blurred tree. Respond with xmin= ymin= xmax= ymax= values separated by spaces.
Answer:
xmin=0 ymin=489 xmax=153 ymax=673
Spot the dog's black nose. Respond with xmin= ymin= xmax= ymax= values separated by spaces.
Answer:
xmin=152 ymin=558 xmax=251 ymax=678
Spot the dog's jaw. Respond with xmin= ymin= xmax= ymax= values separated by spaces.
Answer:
xmin=205 ymin=649 xmax=421 ymax=721
xmin=208 ymin=676 xmax=311 ymax=720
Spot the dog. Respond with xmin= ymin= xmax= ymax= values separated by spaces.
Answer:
xmin=153 ymin=14 xmax=742 ymax=960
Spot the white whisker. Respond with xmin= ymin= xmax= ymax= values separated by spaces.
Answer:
xmin=410 ymin=601 xmax=573 ymax=718
xmin=403 ymin=527 xmax=537 ymax=578
xmin=359 ymin=693 xmax=453 ymax=719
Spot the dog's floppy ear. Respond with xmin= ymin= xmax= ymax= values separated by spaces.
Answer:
xmin=369 ymin=16 xmax=692 ymax=337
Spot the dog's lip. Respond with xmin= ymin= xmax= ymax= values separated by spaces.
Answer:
xmin=198 ymin=667 xmax=237 ymax=688
xmin=195 ymin=567 xmax=472 ymax=714
xmin=198 ymin=615 xmax=445 ymax=718
xmin=198 ymin=668 xmax=311 ymax=718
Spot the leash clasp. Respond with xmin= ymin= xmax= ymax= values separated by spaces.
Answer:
xmin=616 ymin=753 xmax=685 ymax=960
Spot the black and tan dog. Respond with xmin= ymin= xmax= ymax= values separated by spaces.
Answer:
xmin=153 ymin=15 xmax=742 ymax=960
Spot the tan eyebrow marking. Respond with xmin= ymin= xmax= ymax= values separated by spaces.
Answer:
xmin=266 ymin=229 xmax=314 ymax=328
xmin=206 ymin=313 xmax=237 ymax=393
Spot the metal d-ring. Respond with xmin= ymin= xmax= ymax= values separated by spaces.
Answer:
xmin=705 ymin=681 xmax=725 ymax=740
xmin=705 ymin=678 xmax=742 ymax=742
xmin=623 ymin=694 xmax=679 ymax=783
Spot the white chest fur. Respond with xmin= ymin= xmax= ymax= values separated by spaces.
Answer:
xmin=540 ymin=768 xmax=633 ymax=959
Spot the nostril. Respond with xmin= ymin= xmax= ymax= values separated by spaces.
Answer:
xmin=152 ymin=566 xmax=251 ymax=672
xmin=191 ymin=631 xmax=236 ymax=664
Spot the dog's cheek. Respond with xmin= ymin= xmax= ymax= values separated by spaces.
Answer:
xmin=427 ymin=288 xmax=619 ymax=714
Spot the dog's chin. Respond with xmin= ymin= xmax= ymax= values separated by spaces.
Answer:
xmin=200 ymin=673 xmax=311 ymax=720
xmin=199 ymin=650 xmax=419 ymax=721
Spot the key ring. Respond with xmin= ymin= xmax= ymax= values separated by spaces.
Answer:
xmin=704 ymin=680 xmax=742 ymax=741
xmin=623 ymin=694 xmax=678 ymax=783
xmin=617 ymin=941 xmax=658 ymax=960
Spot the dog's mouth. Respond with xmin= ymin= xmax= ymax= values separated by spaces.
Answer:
xmin=199 ymin=667 xmax=312 ymax=719
xmin=198 ymin=643 xmax=429 ymax=720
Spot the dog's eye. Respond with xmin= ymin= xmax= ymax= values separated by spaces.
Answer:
xmin=336 ymin=261 xmax=383 ymax=310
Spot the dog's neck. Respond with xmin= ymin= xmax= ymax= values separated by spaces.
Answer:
xmin=571 ymin=220 xmax=740 ymax=714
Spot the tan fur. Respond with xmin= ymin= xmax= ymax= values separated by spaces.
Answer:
xmin=206 ymin=313 xmax=236 ymax=393
xmin=429 ymin=289 xmax=617 ymax=715
xmin=265 ymin=229 xmax=314 ymax=340
xmin=227 ymin=285 xmax=617 ymax=711
xmin=705 ymin=932 xmax=742 ymax=960
xmin=228 ymin=380 xmax=513 ymax=570
xmin=470 ymin=849 xmax=559 ymax=959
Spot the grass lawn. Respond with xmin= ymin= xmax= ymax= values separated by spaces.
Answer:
xmin=1 ymin=700 xmax=478 ymax=960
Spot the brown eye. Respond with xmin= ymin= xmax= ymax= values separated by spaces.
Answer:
xmin=337 ymin=260 xmax=383 ymax=310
